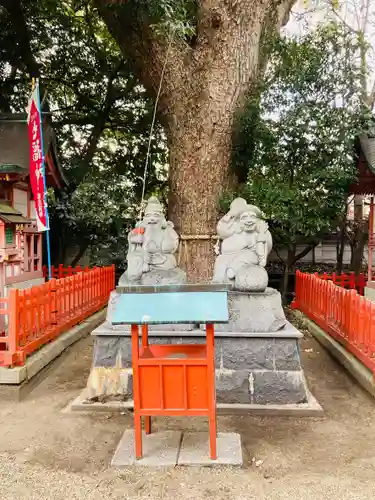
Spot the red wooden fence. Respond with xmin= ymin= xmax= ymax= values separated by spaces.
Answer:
xmin=292 ymin=271 xmax=375 ymax=377
xmin=318 ymin=272 xmax=367 ymax=296
xmin=0 ymin=265 xmax=115 ymax=367
xmin=43 ymin=264 xmax=88 ymax=280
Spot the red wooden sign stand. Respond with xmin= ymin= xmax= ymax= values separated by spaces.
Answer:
xmin=131 ymin=323 xmax=217 ymax=460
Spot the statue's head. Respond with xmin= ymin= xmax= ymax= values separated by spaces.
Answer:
xmin=143 ymin=196 xmax=165 ymax=225
xmin=229 ymin=198 xmax=248 ymax=218
xmin=239 ymin=205 xmax=263 ymax=232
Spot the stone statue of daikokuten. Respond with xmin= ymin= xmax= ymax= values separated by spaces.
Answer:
xmin=213 ymin=197 xmax=272 ymax=292
xmin=118 ymin=196 xmax=186 ymax=286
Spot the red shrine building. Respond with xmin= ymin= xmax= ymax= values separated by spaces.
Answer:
xmin=351 ymin=131 xmax=375 ymax=299
xmin=0 ymin=113 xmax=66 ymax=297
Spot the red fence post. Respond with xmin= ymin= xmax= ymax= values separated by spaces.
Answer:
xmin=332 ymin=272 xmax=336 ymax=287
xmin=50 ymin=278 xmax=58 ymax=327
xmin=112 ymin=264 xmax=116 ymax=290
xmin=294 ymin=271 xmax=375 ymax=379
xmin=3 ymin=266 xmax=115 ymax=362
xmin=291 ymin=270 xmax=300 ymax=309
xmin=7 ymin=289 xmax=24 ymax=365
xmin=348 ymin=272 xmax=355 ymax=291
xmin=358 ymin=273 xmax=366 ymax=296
xmin=58 ymin=264 xmax=64 ymax=279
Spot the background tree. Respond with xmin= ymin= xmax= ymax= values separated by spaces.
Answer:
xmin=298 ymin=0 xmax=375 ymax=271
xmin=92 ymin=0 xmax=305 ymax=282
xmin=230 ymin=24 xmax=370 ymax=298
xmin=2 ymin=0 xmax=365 ymax=281
xmin=0 ymin=0 xmax=167 ymax=267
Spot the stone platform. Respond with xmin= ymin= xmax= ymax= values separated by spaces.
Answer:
xmin=111 ymin=430 xmax=243 ymax=467
xmin=202 ymin=288 xmax=287 ymax=333
xmin=85 ymin=320 xmax=310 ymax=406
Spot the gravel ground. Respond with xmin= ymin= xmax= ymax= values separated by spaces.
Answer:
xmin=0 ymin=327 xmax=375 ymax=499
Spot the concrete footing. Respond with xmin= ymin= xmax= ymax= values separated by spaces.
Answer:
xmin=0 ymin=309 xmax=106 ymax=385
xmin=111 ymin=430 xmax=243 ymax=467
xmin=67 ymin=387 xmax=322 ymax=416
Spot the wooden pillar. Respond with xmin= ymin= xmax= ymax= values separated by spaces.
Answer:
xmin=31 ymin=234 xmax=35 ymax=271
xmin=37 ymin=234 xmax=42 ymax=271
xmin=368 ymin=197 xmax=374 ymax=282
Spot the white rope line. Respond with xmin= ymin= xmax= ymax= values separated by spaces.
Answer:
xmin=139 ymin=31 xmax=174 ymax=221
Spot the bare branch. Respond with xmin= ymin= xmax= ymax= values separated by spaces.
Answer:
xmin=361 ymin=0 xmax=371 ymax=33
xmin=366 ymin=79 xmax=375 ymax=110
xmin=293 ymin=243 xmax=318 ymax=265
xmin=330 ymin=6 xmax=359 ymax=34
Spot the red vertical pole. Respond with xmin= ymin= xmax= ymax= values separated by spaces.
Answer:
xmin=349 ymin=272 xmax=355 ymax=290
xmin=332 ymin=272 xmax=337 ymax=287
xmin=141 ymin=324 xmax=149 ymax=348
xmin=206 ymin=323 xmax=217 ymax=460
xmin=291 ymin=270 xmax=299 ymax=309
xmin=368 ymin=197 xmax=374 ymax=283
xmin=131 ymin=324 xmax=142 ymax=459
xmin=141 ymin=317 xmax=150 ymax=438
xmin=8 ymin=289 xmax=22 ymax=365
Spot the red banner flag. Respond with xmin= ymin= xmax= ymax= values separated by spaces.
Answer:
xmin=27 ymin=86 xmax=48 ymax=232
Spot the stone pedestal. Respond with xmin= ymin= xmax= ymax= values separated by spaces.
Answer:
xmin=86 ymin=321 xmax=309 ymax=406
xmin=83 ymin=286 xmax=312 ymax=407
xmin=201 ymin=288 xmax=287 ymax=333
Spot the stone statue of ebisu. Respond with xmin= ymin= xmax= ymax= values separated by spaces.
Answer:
xmin=213 ymin=197 xmax=272 ymax=292
xmin=118 ymin=196 xmax=186 ymax=286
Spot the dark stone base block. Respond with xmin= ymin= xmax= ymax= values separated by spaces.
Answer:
xmin=86 ymin=325 xmax=309 ymax=405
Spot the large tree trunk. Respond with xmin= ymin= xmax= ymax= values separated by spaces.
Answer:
xmin=168 ymin=112 xmax=234 ymax=281
xmin=95 ymin=0 xmax=296 ymax=282
xmin=167 ymin=75 xmax=255 ymax=281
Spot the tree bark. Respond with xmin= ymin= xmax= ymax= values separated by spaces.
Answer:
xmin=279 ymin=244 xmax=316 ymax=303
xmin=349 ymin=222 xmax=368 ymax=274
xmin=281 ymin=262 xmax=291 ymax=304
xmin=95 ymin=0 xmax=296 ymax=282
xmin=70 ymin=242 xmax=90 ymax=267
xmin=336 ymin=225 xmax=346 ymax=274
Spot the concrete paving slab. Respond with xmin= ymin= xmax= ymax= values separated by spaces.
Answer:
xmin=0 ymin=365 xmax=26 ymax=384
xmin=111 ymin=430 xmax=182 ymax=467
xmin=178 ymin=432 xmax=243 ymax=467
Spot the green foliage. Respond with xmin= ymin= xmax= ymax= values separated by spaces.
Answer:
xmin=231 ymin=23 xmax=372 ymax=265
xmin=0 ymin=0 xmax=168 ymax=266
xmin=107 ymin=0 xmax=197 ymax=40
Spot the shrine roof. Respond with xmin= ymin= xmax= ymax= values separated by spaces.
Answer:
xmin=350 ymin=133 xmax=375 ymax=195
xmin=0 ymin=164 xmax=28 ymax=175
xmin=0 ymin=111 xmax=68 ymax=189
xmin=359 ymin=133 xmax=375 ymax=174
xmin=0 ymin=203 xmax=30 ymax=224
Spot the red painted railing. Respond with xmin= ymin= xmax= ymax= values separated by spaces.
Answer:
xmin=0 ymin=265 xmax=115 ymax=367
xmin=318 ymin=272 xmax=367 ymax=296
xmin=43 ymin=264 xmax=88 ymax=280
xmin=292 ymin=271 xmax=375 ymax=377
